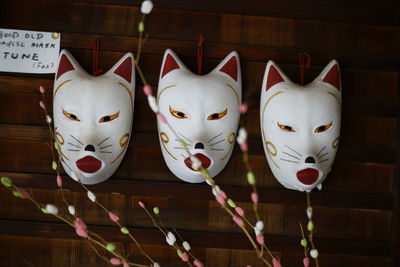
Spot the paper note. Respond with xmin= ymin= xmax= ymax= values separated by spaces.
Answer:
xmin=0 ymin=28 xmax=61 ymax=74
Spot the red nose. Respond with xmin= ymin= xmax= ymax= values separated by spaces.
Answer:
xmin=296 ymin=168 xmax=319 ymax=185
xmin=76 ymin=156 xmax=102 ymax=173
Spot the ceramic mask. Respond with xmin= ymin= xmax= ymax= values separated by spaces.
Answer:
xmin=157 ymin=49 xmax=242 ymax=183
xmin=260 ymin=60 xmax=341 ymax=191
xmin=53 ymin=49 xmax=135 ymax=184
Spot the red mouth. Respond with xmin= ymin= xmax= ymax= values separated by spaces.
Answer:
xmin=76 ymin=156 xmax=102 ymax=173
xmin=296 ymin=168 xmax=319 ymax=185
xmin=184 ymin=153 xmax=212 ymax=171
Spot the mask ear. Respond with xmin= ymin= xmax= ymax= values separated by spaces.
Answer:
xmin=56 ymin=49 xmax=86 ymax=80
xmin=263 ymin=60 xmax=291 ymax=91
xmin=107 ymin=52 xmax=135 ymax=86
xmin=315 ymin=60 xmax=341 ymax=91
xmin=160 ymin=49 xmax=188 ymax=79
xmin=213 ymin=51 xmax=241 ymax=83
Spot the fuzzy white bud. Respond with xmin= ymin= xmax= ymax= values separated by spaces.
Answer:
xmin=68 ymin=205 xmax=76 ymax=216
xmin=46 ymin=115 xmax=52 ymax=124
xmin=45 ymin=204 xmax=58 ymax=215
xmin=87 ymin=191 xmax=96 ymax=202
xmin=310 ymin=249 xmax=319 ymax=259
xmin=190 ymin=156 xmax=201 ymax=170
xmin=182 ymin=241 xmax=191 ymax=251
xmin=147 ymin=96 xmax=159 ymax=113
xmin=141 ymin=0 xmax=153 ymax=14
xmin=255 ymin=220 xmax=264 ymax=231
xmin=236 ymin=127 xmax=247 ymax=145
xmin=166 ymin=231 xmax=176 ymax=245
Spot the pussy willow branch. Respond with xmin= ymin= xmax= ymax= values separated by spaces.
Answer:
xmin=306 ymin=192 xmax=320 ymax=267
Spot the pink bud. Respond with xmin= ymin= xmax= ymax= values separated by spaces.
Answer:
xmin=251 ymin=192 xmax=259 ymax=204
xmin=181 ymin=252 xmax=189 ymax=262
xmin=19 ymin=188 xmax=31 ymax=199
xmin=240 ymin=142 xmax=248 ymax=152
xmin=39 ymin=101 xmax=46 ymax=110
xmin=143 ymin=85 xmax=152 ymax=96
xmin=74 ymin=217 xmax=87 ymax=230
xmin=246 ymin=266 xmax=252 ymax=267
xmin=272 ymin=258 xmax=282 ymax=267
xmin=216 ymin=194 xmax=225 ymax=205
xmin=240 ymin=103 xmax=248 ymax=114
xmin=219 ymin=190 xmax=227 ymax=199
xmin=56 ymin=175 xmax=62 ymax=187
xmin=303 ymin=257 xmax=310 ymax=267
xmin=110 ymin=258 xmax=122 ymax=265
xmin=157 ymin=113 xmax=168 ymax=123
xmin=235 ymin=207 xmax=244 ymax=217
xmin=256 ymin=234 xmax=265 ymax=245
xmin=39 ymin=86 xmax=45 ymax=94
xmin=123 ymin=261 xmax=129 ymax=267
xmin=138 ymin=201 xmax=145 ymax=208
xmin=75 ymin=228 xmax=88 ymax=238
xmin=193 ymin=259 xmax=204 ymax=267
xmin=108 ymin=212 xmax=120 ymax=222
xmin=232 ymin=215 xmax=244 ymax=227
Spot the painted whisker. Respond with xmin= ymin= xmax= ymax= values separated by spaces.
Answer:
xmin=99 ymin=151 xmax=112 ymax=154
xmin=280 ymin=158 xmax=300 ymax=164
xmin=282 ymin=151 xmax=301 ymax=160
xmin=211 ymin=148 xmax=224 ymax=151
xmin=319 ymin=159 xmax=329 ymax=163
xmin=67 ymin=142 xmax=81 ymax=149
xmin=284 ymin=144 xmax=303 ymax=157
xmin=97 ymin=137 xmax=111 ymax=146
xmin=207 ymin=132 xmax=223 ymax=143
xmin=318 ymin=152 xmax=328 ymax=160
xmin=67 ymin=149 xmax=80 ymax=152
xmin=317 ymin=146 xmax=327 ymax=158
xmin=210 ymin=139 xmax=225 ymax=146
xmin=99 ymin=144 xmax=113 ymax=150
xmin=178 ymin=132 xmax=193 ymax=143
xmin=70 ymin=135 xmax=84 ymax=146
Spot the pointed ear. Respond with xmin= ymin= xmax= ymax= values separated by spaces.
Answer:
xmin=213 ymin=51 xmax=241 ymax=82
xmin=56 ymin=49 xmax=84 ymax=80
xmin=316 ymin=60 xmax=341 ymax=91
xmin=160 ymin=49 xmax=187 ymax=79
xmin=107 ymin=52 xmax=135 ymax=85
xmin=263 ymin=61 xmax=290 ymax=91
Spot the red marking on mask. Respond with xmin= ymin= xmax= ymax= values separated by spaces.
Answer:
xmin=322 ymin=64 xmax=340 ymax=91
xmin=161 ymin=54 xmax=180 ymax=78
xmin=114 ymin=57 xmax=132 ymax=83
xmin=296 ymin=168 xmax=319 ymax=185
xmin=266 ymin=65 xmax=284 ymax=91
xmin=56 ymin=54 xmax=75 ymax=79
xmin=76 ymin=156 xmax=102 ymax=173
xmin=219 ymin=56 xmax=238 ymax=81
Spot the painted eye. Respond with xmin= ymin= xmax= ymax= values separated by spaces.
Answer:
xmin=314 ymin=122 xmax=332 ymax=133
xmin=207 ymin=108 xmax=228 ymax=120
xmin=63 ymin=109 xmax=80 ymax=121
xmin=99 ymin=111 xmax=120 ymax=123
xmin=169 ymin=106 xmax=188 ymax=119
xmin=277 ymin=122 xmax=296 ymax=132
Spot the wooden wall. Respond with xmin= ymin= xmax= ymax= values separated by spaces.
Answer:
xmin=0 ymin=0 xmax=399 ymax=266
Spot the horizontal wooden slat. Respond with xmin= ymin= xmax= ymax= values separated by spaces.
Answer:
xmin=0 ymin=171 xmax=393 ymax=211
xmin=1 ymin=1 xmax=399 ymax=58
xmin=64 ymin=0 xmax=400 ymax=26
xmin=0 ymin=219 xmax=391 ymax=257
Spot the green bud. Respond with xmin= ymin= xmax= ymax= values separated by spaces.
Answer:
xmin=247 ymin=172 xmax=255 ymax=185
xmin=177 ymin=249 xmax=183 ymax=257
xmin=307 ymin=220 xmax=314 ymax=232
xmin=54 ymin=142 xmax=61 ymax=151
xmin=121 ymin=227 xmax=129 ymax=234
xmin=301 ymin=238 xmax=308 ymax=247
xmin=153 ymin=207 xmax=160 ymax=215
xmin=227 ymin=199 xmax=236 ymax=208
xmin=201 ymin=168 xmax=210 ymax=179
xmin=106 ymin=243 xmax=116 ymax=252
xmin=52 ymin=161 xmax=58 ymax=170
xmin=12 ymin=191 xmax=22 ymax=197
xmin=179 ymin=140 xmax=187 ymax=150
xmin=1 ymin=177 xmax=12 ymax=187
xmin=138 ymin=22 xmax=144 ymax=32
xmin=41 ymin=208 xmax=49 ymax=214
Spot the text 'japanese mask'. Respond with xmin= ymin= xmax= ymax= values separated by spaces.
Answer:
xmin=260 ymin=60 xmax=341 ymax=191
xmin=157 ymin=49 xmax=242 ymax=183
xmin=53 ymin=50 xmax=135 ymax=184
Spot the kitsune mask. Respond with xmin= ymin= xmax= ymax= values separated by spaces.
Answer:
xmin=53 ymin=50 xmax=135 ymax=185
xmin=260 ymin=60 xmax=341 ymax=191
xmin=157 ymin=49 xmax=242 ymax=183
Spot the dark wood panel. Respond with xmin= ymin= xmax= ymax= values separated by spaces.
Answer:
xmin=1 ymin=1 xmax=399 ymax=57
xmin=62 ymin=0 xmax=400 ymax=26
xmin=0 ymin=220 xmax=391 ymax=257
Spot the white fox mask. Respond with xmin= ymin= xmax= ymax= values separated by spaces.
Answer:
xmin=53 ymin=50 xmax=135 ymax=185
xmin=260 ymin=60 xmax=341 ymax=191
xmin=157 ymin=49 xmax=242 ymax=183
